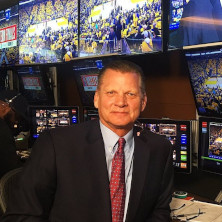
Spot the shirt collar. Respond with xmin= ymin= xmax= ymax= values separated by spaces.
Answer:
xmin=99 ymin=121 xmax=134 ymax=153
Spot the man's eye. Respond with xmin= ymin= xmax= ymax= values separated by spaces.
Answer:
xmin=127 ymin=92 xmax=136 ymax=97
xmin=107 ymin=91 xmax=115 ymax=95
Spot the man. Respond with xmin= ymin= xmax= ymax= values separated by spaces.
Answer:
xmin=0 ymin=60 xmax=173 ymax=222
xmin=0 ymin=91 xmax=28 ymax=179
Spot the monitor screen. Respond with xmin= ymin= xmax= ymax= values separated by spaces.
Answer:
xmin=137 ymin=118 xmax=192 ymax=173
xmin=79 ymin=0 xmax=162 ymax=57
xmin=169 ymin=0 xmax=222 ymax=49
xmin=19 ymin=0 xmax=78 ymax=64
xmin=16 ymin=66 xmax=54 ymax=105
xmin=73 ymin=55 xmax=119 ymax=106
xmin=29 ymin=106 xmax=79 ymax=141
xmin=0 ymin=5 xmax=19 ymax=66
xmin=186 ymin=48 xmax=222 ymax=118
xmin=199 ymin=116 xmax=222 ymax=175
xmin=83 ymin=106 xmax=99 ymax=121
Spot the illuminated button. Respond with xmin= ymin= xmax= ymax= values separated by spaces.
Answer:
xmin=181 ymin=163 xmax=187 ymax=169
xmin=181 ymin=155 xmax=187 ymax=161
xmin=202 ymin=122 xmax=207 ymax=128
xmin=180 ymin=125 xmax=187 ymax=131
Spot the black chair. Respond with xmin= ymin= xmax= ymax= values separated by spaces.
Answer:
xmin=0 ymin=168 xmax=22 ymax=214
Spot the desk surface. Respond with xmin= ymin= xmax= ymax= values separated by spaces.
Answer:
xmin=171 ymin=195 xmax=221 ymax=222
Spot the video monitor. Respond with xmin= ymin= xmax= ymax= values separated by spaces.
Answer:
xmin=83 ymin=106 xmax=99 ymax=121
xmin=199 ymin=116 xmax=222 ymax=175
xmin=29 ymin=106 xmax=79 ymax=141
xmin=169 ymin=0 xmax=222 ymax=49
xmin=186 ymin=48 xmax=222 ymax=118
xmin=79 ymin=0 xmax=162 ymax=57
xmin=16 ymin=66 xmax=54 ymax=105
xmin=137 ymin=118 xmax=192 ymax=173
xmin=19 ymin=0 xmax=78 ymax=64
xmin=0 ymin=5 xmax=19 ymax=67
xmin=73 ymin=55 xmax=119 ymax=106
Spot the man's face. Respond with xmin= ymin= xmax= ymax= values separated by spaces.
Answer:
xmin=94 ymin=68 xmax=147 ymax=136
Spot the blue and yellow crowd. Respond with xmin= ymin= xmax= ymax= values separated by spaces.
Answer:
xmin=19 ymin=0 xmax=78 ymax=63
xmin=0 ymin=0 xmax=163 ymax=64
xmin=80 ymin=0 xmax=162 ymax=55
xmin=189 ymin=56 xmax=222 ymax=115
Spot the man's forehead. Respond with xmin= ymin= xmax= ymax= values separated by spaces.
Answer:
xmin=103 ymin=69 xmax=140 ymax=77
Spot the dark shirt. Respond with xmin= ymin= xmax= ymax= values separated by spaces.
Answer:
xmin=0 ymin=118 xmax=21 ymax=179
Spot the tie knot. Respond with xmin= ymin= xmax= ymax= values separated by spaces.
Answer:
xmin=118 ymin=138 xmax=126 ymax=152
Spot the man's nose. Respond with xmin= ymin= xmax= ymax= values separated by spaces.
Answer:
xmin=114 ymin=94 xmax=127 ymax=107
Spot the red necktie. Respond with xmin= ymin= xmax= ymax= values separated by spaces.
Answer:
xmin=110 ymin=138 xmax=126 ymax=222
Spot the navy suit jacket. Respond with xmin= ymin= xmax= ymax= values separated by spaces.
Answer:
xmin=1 ymin=119 xmax=173 ymax=222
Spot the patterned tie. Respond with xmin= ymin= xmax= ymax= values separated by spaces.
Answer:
xmin=110 ymin=138 xmax=126 ymax=222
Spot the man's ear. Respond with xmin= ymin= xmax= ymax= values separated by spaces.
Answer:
xmin=141 ymin=93 xmax=147 ymax=112
xmin=94 ymin=90 xmax=99 ymax=109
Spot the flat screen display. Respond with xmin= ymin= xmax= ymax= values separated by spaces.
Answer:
xmin=199 ymin=116 xmax=222 ymax=175
xmin=79 ymin=0 xmax=162 ymax=57
xmin=169 ymin=0 xmax=222 ymax=49
xmin=83 ymin=106 xmax=99 ymax=121
xmin=73 ymin=55 xmax=119 ymax=106
xmin=137 ymin=118 xmax=192 ymax=173
xmin=16 ymin=66 xmax=54 ymax=105
xmin=19 ymin=0 xmax=78 ymax=64
xmin=186 ymin=48 xmax=222 ymax=117
xmin=0 ymin=5 xmax=19 ymax=66
xmin=29 ymin=106 xmax=79 ymax=140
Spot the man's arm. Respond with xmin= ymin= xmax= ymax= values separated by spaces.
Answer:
xmin=0 ymin=130 xmax=57 ymax=222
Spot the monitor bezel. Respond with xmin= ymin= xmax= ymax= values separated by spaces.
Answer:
xmin=198 ymin=116 xmax=222 ymax=175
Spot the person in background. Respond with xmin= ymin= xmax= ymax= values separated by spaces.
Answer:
xmin=152 ymin=29 xmax=162 ymax=51
xmin=0 ymin=60 xmax=173 ymax=222
xmin=172 ymin=0 xmax=222 ymax=47
xmin=0 ymin=91 xmax=29 ymax=179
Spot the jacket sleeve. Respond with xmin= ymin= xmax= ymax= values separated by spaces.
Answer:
xmin=146 ymin=140 xmax=174 ymax=222
xmin=0 ymin=130 xmax=57 ymax=222
xmin=0 ymin=121 xmax=22 ymax=179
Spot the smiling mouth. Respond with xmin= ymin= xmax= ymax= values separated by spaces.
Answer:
xmin=112 ymin=111 xmax=128 ymax=114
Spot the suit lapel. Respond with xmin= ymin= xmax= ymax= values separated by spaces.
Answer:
xmin=86 ymin=120 xmax=112 ymax=222
xmin=126 ymin=131 xmax=151 ymax=222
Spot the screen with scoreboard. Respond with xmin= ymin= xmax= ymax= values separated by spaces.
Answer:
xmin=17 ymin=66 xmax=55 ymax=105
xmin=138 ymin=118 xmax=192 ymax=173
xmin=0 ymin=5 xmax=19 ymax=66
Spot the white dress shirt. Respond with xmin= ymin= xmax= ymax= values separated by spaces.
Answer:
xmin=100 ymin=122 xmax=134 ymax=222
